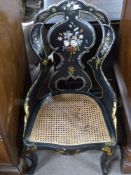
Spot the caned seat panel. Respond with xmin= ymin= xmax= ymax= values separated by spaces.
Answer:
xmin=29 ymin=94 xmax=111 ymax=145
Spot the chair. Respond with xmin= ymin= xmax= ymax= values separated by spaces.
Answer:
xmin=23 ymin=0 xmax=117 ymax=174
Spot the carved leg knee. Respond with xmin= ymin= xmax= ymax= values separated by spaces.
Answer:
xmin=100 ymin=146 xmax=116 ymax=175
xmin=23 ymin=145 xmax=38 ymax=175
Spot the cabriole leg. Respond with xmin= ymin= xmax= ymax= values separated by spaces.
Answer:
xmin=23 ymin=145 xmax=38 ymax=175
xmin=100 ymin=146 xmax=116 ymax=175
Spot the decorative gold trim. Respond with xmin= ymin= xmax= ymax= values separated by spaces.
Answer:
xmin=96 ymin=59 xmax=102 ymax=70
xmin=24 ymin=101 xmax=29 ymax=117
xmin=24 ymin=98 xmax=30 ymax=131
xmin=74 ymin=149 xmax=80 ymax=154
xmin=111 ymin=136 xmax=116 ymax=144
xmin=57 ymin=149 xmax=80 ymax=155
xmin=42 ymin=59 xmax=48 ymax=66
xmin=24 ymin=115 xmax=28 ymax=130
xmin=112 ymin=100 xmax=117 ymax=130
xmin=52 ymin=7 xmax=57 ymax=12
xmin=57 ymin=149 xmax=65 ymax=154
xmin=55 ymin=75 xmax=86 ymax=91
xmin=68 ymin=66 xmax=76 ymax=75
xmin=102 ymin=146 xmax=113 ymax=156
xmin=112 ymin=101 xmax=117 ymax=119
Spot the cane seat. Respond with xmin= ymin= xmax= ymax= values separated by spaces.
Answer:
xmin=29 ymin=94 xmax=111 ymax=145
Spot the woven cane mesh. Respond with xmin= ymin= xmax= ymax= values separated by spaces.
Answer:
xmin=29 ymin=94 xmax=111 ymax=145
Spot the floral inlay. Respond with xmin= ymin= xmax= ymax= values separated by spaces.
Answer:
xmin=57 ymin=22 xmax=87 ymax=55
xmin=101 ymin=31 xmax=112 ymax=55
xmin=62 ymin=1 xmax=81 ymax=11
xmin=68 ymin=66 xmax=76 ymax=75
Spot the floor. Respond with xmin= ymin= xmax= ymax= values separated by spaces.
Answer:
xmin=34 ymin=149 xmax=130 ymax=175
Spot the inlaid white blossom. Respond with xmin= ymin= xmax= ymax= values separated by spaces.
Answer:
xmin=78 ymin=40 xmax=83 ymax=45
xmin=64 ymin=40 xmax=70 ymax=47
xmin=58 ymin=36 xmax=63 ymax=41
xmin=79 ymin=34 xmax=84 ymax=39
xmin=63 ymin=31 xmax=73 ymax=39
xmin=72 ymin=35 xmax=77 ymax=40
xmin=71 ymin=40 xmax=78 ymax=47
xmin=67 ymin=3 xmax=71 ymax=8
xmin=57 ymin=22 xmax=86 ymax=55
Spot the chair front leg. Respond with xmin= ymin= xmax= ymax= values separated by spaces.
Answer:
xmin=23 ymin=144 xmax=38 ymax=175
xmin=100 ymin=146 xmax=117 ymax=175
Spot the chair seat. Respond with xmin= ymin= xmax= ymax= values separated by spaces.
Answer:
xmin=29 ymin=94 xmax=111 ymax=145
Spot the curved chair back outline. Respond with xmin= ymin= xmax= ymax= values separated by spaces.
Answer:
xmin=23 ymin=1 xmax=118 ymax=174
xmin=24 ymin=0 xmax=117 ymax=149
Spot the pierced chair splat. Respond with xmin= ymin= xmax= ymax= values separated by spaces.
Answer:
xmin=23 ymin=1 xmax=117 ymax=175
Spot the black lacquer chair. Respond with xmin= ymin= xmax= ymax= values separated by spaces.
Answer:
xmin=23 ymin=1 xmax=117 ymax=174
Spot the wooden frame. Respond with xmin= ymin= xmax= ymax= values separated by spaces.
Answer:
xmin=0 ymin=0 xmax=29 ymax=174
xmin=118 ymin=0 xmax=131 ymax=173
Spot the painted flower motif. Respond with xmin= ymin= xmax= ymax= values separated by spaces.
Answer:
xmin=57 ymin=22 xmax=86 ymax=55
xmin=64 ymin=40 xmax=70 ymax=47
xmin=58 ymin=36 xmax=63 ymax=41
xmin=67 ymin=46 xmax=77 ymax=54
xmin=71 ymin=40 xmax=78 ymax=47
xmin=63 ymin=31 xmax=73 ymax=39
xmin=79 ymin=34 xmax=83 ymax=39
